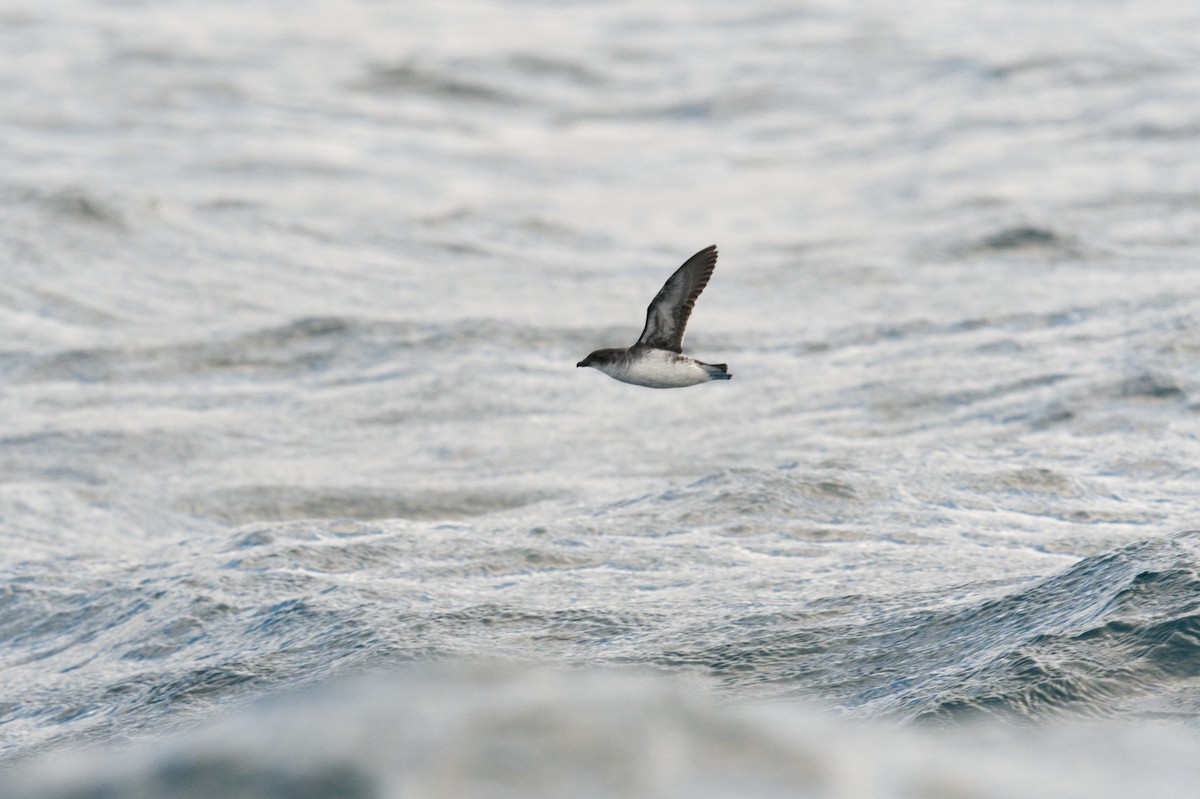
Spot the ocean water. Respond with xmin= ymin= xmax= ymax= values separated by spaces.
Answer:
xmin=2 ymin=0 xmax=1200 ymax=795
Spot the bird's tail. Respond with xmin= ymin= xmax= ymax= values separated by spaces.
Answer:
xmin=702 ymin=362 xmax=732 ymax=380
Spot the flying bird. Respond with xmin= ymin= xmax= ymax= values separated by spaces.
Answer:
xmin=577 ymin=245 xmax=731 ymax=388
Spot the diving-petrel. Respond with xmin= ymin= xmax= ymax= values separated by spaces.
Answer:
xmin=577 ymin=245 xmax=731 ymax=388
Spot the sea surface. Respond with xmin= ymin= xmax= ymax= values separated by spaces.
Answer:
xmin=2 ymin=0 xmax=1200 ymax=796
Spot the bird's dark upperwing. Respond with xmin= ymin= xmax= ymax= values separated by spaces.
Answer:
xmin=635 ymin=245 xmax=718 ymax=353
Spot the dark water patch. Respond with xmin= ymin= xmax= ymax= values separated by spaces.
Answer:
xmin=991 ymin=467 xmax=1084 ymax=497
xmin=938 ymin=373 xmax=1070 ymax=410
xmin=1113 ymin=372 xmax=1187 ymax=401
xmin=819 ymin=307 xmax=1087 ymax=354
xmin=7 ymin=317 xmax=365 ymax=384
xmin=355 ymin=61 xmax=518 ymax=104
xmin=425 ymin=604 xmax=656 ymax=654
xmin=197 ymin=196 xmax=261 ymax=214
xmin=871 ymin=373 xmax=1071 ymax=425
xmin=822 ymin=318 xmax=936 ymax=348
xmin=404 ymin=317 xmax=574 ymax=353
xmin=604 ymin=468 xmax=878 ymax=532
xmin=207 ymin=154 xmax=357 ymax=180
xmin=0 ymin=430 xmax=202 ymax=483
xmin=984 ymin=227 xmax=1060 ymax=249
xmin=169 ymin=316 xmax=365 ymax=379
xmin=0 ymin=288 xmax=122 ymax=329
xmin=1024 ymin=401 xmax=1075 ymax=429
xmin=513 ymin=215 xmax=586 ymax=241
xmin=469 ymin=547 xmax=603 ymax=577
xmin=6 ymin=316 xmax=570 ymax=385
xmin=121 ymin=618 xmax=207 ymax=662
xmin=40 ymin=189 xmax=127 ymax=231
xmin=961 ymin=225 xmax=1079 ymax=257
xmin=509 ymin=53 xmax=604 ymax=86
xmin=141 ymin=665 xmax=261 ymax=708
xmin=986 ymin=53 xmax=1176 ymax=89
xmin=179 ymin=485 xmax=550 ymax=524
xmin=1120 ymin=121 xmax=1200 ymax=141
xmin=562 ymin=97 xmax=716 ymax=125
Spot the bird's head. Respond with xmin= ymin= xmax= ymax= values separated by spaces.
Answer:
xmin=576 ymin=349 xmax=615 ymax=369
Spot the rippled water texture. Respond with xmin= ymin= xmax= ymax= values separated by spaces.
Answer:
xmin=2 ymin=0 xmax=1199 ymax=793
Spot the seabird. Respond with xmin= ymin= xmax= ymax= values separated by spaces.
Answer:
xmin=577 ymin=245 xmax=731 ymax=388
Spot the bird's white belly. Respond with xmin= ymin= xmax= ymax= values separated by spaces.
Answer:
xmin=602 ymin=351 xmax=710 ymax=388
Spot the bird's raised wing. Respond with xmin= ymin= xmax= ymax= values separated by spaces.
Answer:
xmin=635 ymin=245 xmax=718 ymax=353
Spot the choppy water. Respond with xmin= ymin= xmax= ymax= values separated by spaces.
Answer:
xmin=3 ymin=0 xmax=1200 ymax=795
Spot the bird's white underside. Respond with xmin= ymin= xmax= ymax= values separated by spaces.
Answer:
xmin=595 ymin=350 xmax=713 ymax=388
